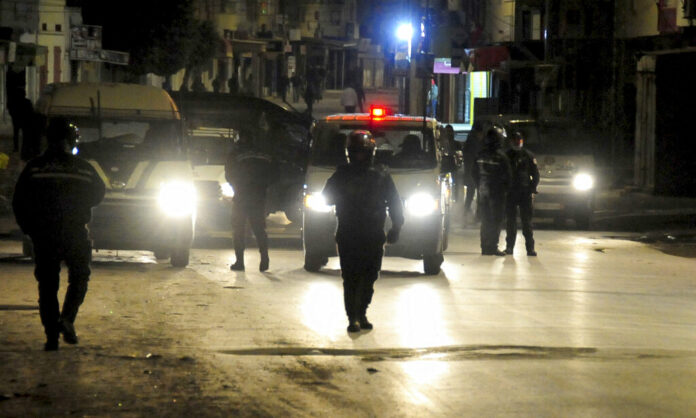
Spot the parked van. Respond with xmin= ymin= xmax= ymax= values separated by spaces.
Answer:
xmin=34 ymin=82 xmax=195 ymax=266
xmin=302 ymin=108 xmax=453 ymax=275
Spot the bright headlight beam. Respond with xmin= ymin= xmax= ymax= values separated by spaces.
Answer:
xmin=158 ymin=180 xmax=197 ymax=217
xmin=221 ymin=182 xmax=235 ymax=198
xmin=406 ymin=192 xmax=438 ymax=217
xmin=304 ymin=192 xmax=333 ymax=213
xmin=573 ymin=173 xmax=594 ymax=191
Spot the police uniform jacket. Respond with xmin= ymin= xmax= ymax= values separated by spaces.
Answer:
xmin=505 ymin=148 xmax=540 ymax=192
xmin=224 ymin=145 xmax=279 ymax=203
xmin=471 ymin=148 xmax=512 ymax=196
xmin=323 ymin=163 xmax=404 ymax=244
xmin=13 ymin=150 xmax=105 ymax=237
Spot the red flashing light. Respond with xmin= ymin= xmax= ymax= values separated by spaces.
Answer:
xmin=370 ymin=106 xmax=391 ymax=118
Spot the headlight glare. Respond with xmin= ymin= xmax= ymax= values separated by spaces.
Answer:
xmin=572 ymin=173 xmax=594 ymax=191
xmin=304 ymin=192 xmax=333 ymax=213
xmin=220 ymin=182 xmax=235 ymax=198
xmin=405 ymin=192 xmax=439 ymax=217
xmin=158 ymin=180 xmax=197 ymax=217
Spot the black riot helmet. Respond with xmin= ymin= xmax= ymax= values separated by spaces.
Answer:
xmin=484 ymin=125 xmax=506 ymax=149
xmin=345 ymin=129 xmax=376 ymax=164
xmin=46 ymin=117 xmax=79 ymax=153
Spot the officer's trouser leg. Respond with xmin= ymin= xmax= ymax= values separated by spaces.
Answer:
xmin=505 ymin=194 xmax=520 ymax=250
xmin=357 ymin=245 xmax=383 ymax=317
xmin=337 ymin=244 xmax=359 ymax=320
xmin=231 ymin=203 xmax=247 ymax=263
xmin=248 ymin=203 xmax=268 ymax=256
xmin=33 ymin=241 xmax=61 ymax=339
xmin=61 ymin=236 xmax=91 ymax=324
xmin=479 ymin=196 xmax=495 ymax=252
xmin=519 ymin=193 xmax=535 ymax=251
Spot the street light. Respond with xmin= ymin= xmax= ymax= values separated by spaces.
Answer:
xmin=395 ymin=23 xmax=414 ymax=60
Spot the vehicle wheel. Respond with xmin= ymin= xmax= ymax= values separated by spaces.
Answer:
xmin=442 ymin=214 xmax=450 ymax=252
xmin=170 ymin=247 xmax=190 ymax=267
xmin=284 ymin=203 xmax=302 ymax=224
xmin=153 ymin=249 xmax=170 ymax=260
xmin=423 ymin=254 xmax=444 ymax=275
xmin=304 ymin=253 xmax=327 ymax=272
xmin=575 ymin=212 xmax=591 ymax=230
xmin=22 ymin=236 xmax=34 ymax=259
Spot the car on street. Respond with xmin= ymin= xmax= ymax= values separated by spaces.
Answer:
xmin=472 ymin=114 xmax=597 ymax=229
xmin=34 ymin=82 xmax=195 ymax=266
xmin=302 ymin=107 xmax=453 ymax=275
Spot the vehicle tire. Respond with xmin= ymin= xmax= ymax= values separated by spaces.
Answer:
xmin=153 ymin=249 xmax=170 ymax=260
xmin=170 ymin=247 xmax=190 ymax=267
xmin=284 ymin=203 xmax=302 ymax=224
xmin=22 ymin=236 xmax=34 ymax=259
xmin=304 ymin=252 xmax=327 ymax=272
xmin=423 ymin=254 xmax=444 ymax=275
xmin=575 ymin=212 xmax=591 ymax=230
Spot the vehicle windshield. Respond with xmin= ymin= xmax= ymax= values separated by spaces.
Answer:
xmin=311 ymin=124 xmax=437 ymax=169
xmin=507 ymin=121 xmax=593 ymax=155
xmin=72 ymin=117 xmax=183 ymax=162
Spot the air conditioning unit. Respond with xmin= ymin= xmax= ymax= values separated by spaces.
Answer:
xmin=685 ymin=0 xmax=696 ymax=19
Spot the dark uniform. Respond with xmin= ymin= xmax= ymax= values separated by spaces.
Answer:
xmin=462 ymin=126 xmax=483 ymax=215
xmin=225 ymin=137 xmax=278 ymax=272
xmin=323 ymin=130 xmax=404 ymax=333
xmin=12 ymin=118 xmax=105 ymax=351
xmin=472 ymin=126 xmax=512 ymax=256
xmin=505 ymin=135 xmax=540 ymax=255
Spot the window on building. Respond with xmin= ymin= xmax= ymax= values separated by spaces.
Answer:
xmin=42 ymin=23 xmax=47 ymax=31
xmin=55 ymin=24 xmax=62 ymax=32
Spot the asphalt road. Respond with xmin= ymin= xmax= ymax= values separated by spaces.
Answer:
xmin=1 ymin=225 xmax=695 ymax=417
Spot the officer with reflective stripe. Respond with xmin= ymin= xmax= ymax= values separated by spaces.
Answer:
xmin=505 ymin=131 xmax=540 ymax=256
xmin=13 ymin=118 xmax=105 ymax=351
xmin=472 ymin=126 xmax=512 ymax=256
xmin=322 ymin=130 xmax=404 ymax=333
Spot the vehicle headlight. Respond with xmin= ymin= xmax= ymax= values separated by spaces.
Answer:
xmin=220 ymin=182 xmax=235 ymax=198
xmin=304 ymin=192 xmax=333 ymax=213
xmin=158 ymin=180 xmax=197 ymax=217
xmin=572 ymin=173 xmax=594 ymax=191
xmin=405 ymin=192 xmax=439 ymax=217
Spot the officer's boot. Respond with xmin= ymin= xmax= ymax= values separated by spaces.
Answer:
xmin=344 ymin=291 xmax=360 ymax=333
xmin=526 ymin=244 xmax=537 ymax=257
xmin=259 ymin=248 xmax=269 ymax=272
xmin=60 ymin=279 xmax=87 ymax=344
xmin=230 ymin=249 xmax=245 ymax=271
xmin=358 ymin=307 xmax=373 ymax=330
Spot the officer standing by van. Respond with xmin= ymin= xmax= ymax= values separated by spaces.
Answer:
xmin=505 ymin=131 xmax=540 ymax=256
xmin=472 ymin=126 xmax=512 ymax=256
xmin=13 ymin=118 xmax=105 ymax=351
xmin=322 ymin=130 xmax=404 ymax=333
xmin=225 ymin=130 xmax=278 ymax=272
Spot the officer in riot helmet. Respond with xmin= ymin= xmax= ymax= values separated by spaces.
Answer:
xmin=505 ymin=130 xmax=540 ymax=256
xmin=472 ymin=125 xmax=512 ymax=256
xmin=13 ymin=117 xmax=105 ymax=351
xmin=225 ymin=128 xmax=279 ymax=272
xmin=322 ymin=130 xmax=404 ymax=333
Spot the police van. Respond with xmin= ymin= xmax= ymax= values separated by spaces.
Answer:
xmin=302 ymin=107 xmax=453 ymax=275
xmin=34 ymin=82 xmax=195 ymax=266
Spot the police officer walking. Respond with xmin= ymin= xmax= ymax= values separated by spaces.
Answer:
xmin=505 ymin=131 xmax=540 ymax=256
xmin=225 ymin=130 xmax=278 ymax=272
xmin=322 ymin=130 xmax=404 ymax=333
xmin=472 ymin=126 xmax=512 ymax=256
xmin=12 ymin=118 xmax=105 ymax=351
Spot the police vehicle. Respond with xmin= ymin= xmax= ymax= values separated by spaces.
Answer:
xmin=302 ymin=107 xmax=453 ymax=275
xmin=34 ymin=83 xmax=195 ymax=266
xmin=473 ymin=114 xmax=596 ymax=229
